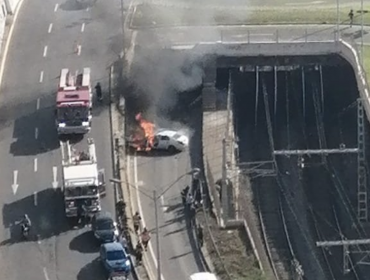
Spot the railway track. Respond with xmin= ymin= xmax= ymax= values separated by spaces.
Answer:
xmin=256 ymin=176 xmax=292 ymax=280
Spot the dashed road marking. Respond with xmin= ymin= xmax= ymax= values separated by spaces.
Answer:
xmin=35 ymin=127 xmax=38 ymax=139
xmin=43 ymin=46 xmax=48 ymax=57
xmin=34 ymin=158 xmax=38 ymax=172
xmin=54 ymin=3 xmax=59 ymax=12
xmin=36 ymin=98 xmax=40 ymax=110
xmin=48 ymin=23 xmax=53 ymax=33
xmin=39 ymin=71 xmax=44 ymax=83
xmin=86 ymin=7 xmax=89 ymax=11
xmin=34 ymin=191 xmax=38 ymax=206
xmin=52 ymin=166 xmax=58 ymax=189
xmin=77 ymin=45 xmax=81 ymax=56
xmin=12 ymin=170 xmax=19 ymax=195
xmin=43 ymin=267 xmax=49 ymax=280
xmin=81 ymin=23 xmax=85 ymax=32
xmin=160 ymin=195 xmax=168 ymax=212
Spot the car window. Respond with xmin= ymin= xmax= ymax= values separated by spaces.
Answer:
xmin=96 ymin=220 xmax=114 ymax=230
xmin=161 ymin=136 xmax=169 ymax=141
xmin=173 ymin=134 xmax=182 ymax=140
xmin=107 ymin=250 xmax=125 ymax=261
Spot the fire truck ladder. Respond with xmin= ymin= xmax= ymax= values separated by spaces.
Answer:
xmin=60 ymin=138 xmax=97 ymax=165
xmin=59 ymin=68 xmax=90 ymax=90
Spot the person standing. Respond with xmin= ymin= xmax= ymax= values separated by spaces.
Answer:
xmin=135 ymin=242 xmax=143 ymax=265
xmin=140 ymin=227 xmax=151 ymax=251
xmin=349 ymin=9 xmax=354 ymax=27
xmin=133 ymin=212 xmax=141 ymax=233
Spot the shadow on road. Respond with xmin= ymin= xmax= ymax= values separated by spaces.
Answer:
xmin=77 ymin=257 xmax=105 ymax=280
xmin=60 ymin=0 xmax=97 ymax=11
xmin=69 ymin=230 xmax=99 ymax=253
xmin=1 ymin=189 xmax=69 ymax=245
xmin=10 ymin=106 xmax=59 ymax=156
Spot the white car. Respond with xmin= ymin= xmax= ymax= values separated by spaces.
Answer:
xmin=153 ymin=129 xmax=189 ymax=152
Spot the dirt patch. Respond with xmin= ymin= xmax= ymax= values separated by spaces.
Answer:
xmin=196 ymin=210 xmax=265 ymax=280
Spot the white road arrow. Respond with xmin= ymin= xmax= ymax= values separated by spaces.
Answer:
xmin=12 ymin=170 xmax=19 ymax=195
xmin=52 ymin=166 xmax=58 ymax=189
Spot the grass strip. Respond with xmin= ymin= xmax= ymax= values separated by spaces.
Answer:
xmin=362 ymin=45 xmax=370 ymax=84
xmin=131 ymin=4 xmax=370 ymax=28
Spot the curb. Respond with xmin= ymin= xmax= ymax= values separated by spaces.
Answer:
xmin=110 ymin=64 xmax=148 ymax=280
xmin=0 ymin=0 xmax=25 ymax=89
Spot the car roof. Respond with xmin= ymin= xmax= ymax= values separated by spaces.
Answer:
xmin=189 ymin=273 xmax=218 ymax=280
xmin=102 ymin=242 xmax=124 ymax=252
xmin=156 ymin=129 xmax=178 ymax=137
xmin=95 ymin=211 xmax=113 ymax=221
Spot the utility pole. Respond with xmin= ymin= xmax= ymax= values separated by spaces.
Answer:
xmin=336 ymin=0 xmax=340 ymax=40
xmin=154 ymin=190 xmax=161 ymax=280
xmin=361 ymin=0 xmax=364 ymax=65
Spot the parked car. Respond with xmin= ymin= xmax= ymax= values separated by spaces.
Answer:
xmin=92 ymin=211 xmax=119 ymax=243
xmin=100 ymin=242 xmax=131 ymax=278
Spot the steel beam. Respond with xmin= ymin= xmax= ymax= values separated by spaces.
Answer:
xmin=274 ymin=148 xmax=358 ymax=155
xmin=316 ymin=239 xmax=370 ymax=247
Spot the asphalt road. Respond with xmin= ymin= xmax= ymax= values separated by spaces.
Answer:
xmin=125 ymin=86 xmax=205 ymax=280
xmin=0 ymin=0 xmax=124 ymax=279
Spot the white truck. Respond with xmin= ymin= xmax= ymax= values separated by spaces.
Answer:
xmin=60 ymin=138 xmax=106 ymax=218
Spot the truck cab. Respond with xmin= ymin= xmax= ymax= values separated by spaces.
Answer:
xmin=56 ymin=68 xmax=92 ymax=135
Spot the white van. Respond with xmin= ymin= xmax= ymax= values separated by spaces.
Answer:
xmin=189 ymin=272 xmax=218 ymax=280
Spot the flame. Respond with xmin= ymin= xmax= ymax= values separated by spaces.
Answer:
xmin=135 ymin=113 xmax=155 ymax=151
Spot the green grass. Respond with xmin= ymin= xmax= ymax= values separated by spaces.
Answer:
xmin=131 ymin=4 xmax=370 ymax=28
xmin=363 ymin=45 xmax=370 ymax=84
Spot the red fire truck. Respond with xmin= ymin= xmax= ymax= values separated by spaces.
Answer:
xmin=56 ymin=68 xmax=92 ymax=135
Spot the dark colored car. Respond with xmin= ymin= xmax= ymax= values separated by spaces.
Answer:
xmin=92 ymin=211 xmax=119 ymax=243
xmin=100 ymin=242 xmax=131 ymax=278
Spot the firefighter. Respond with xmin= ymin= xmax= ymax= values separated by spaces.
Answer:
xmin=140 ymin=227 xmax=151 ymax=251
xmin=135 ymin=241 xmax=144 ymax=265
xmin=181 ymin=186 xmax=189 ymax=205
xmin=349 ymin=9 xmax=354 ymax=27
xmin=133 ymin=211 xmax=141 ymax=233
xmin=95 ymin=82 xmax=102 ymax=101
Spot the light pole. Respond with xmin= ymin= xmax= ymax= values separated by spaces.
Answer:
xmin=361 ymin=0 xmax=364 ymax=66
xmin=336 ymin=0 xmax=340 ymax=40
xmin=110 ymin=167 xmax=201 ymax=280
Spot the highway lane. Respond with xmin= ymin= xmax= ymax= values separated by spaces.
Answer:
xmin=0 ymin=0 xmax=123 ymax=279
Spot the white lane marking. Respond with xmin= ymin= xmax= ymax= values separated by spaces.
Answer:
xmin=81 ymin=23 xmax=85 ymax=32
xmin=35 ymin=127 xmax=38 ymax=139
xmin=36 ymin=98 xmax=40 ymax=110
xmin=86 ymin=7 xmax=89 ymax=11
xmin=52 ymin=166 xmax=58 ymax=189
xmin=77 ymin=45 xmax=81 ymax=56
xmin=34 ymin=158 xmax=38 ymax=172
xmin=0 ymin=0 xmax=25 ymax=88
xmin=12 ymin=170 xmax=19 ymax=195
xmin=43 ymin=267 xmax=50 ymax=280
xmin=54 ymin=3 xmax=59 ymax=12
xmin=39 ymin=71 xmax=44 ymax=83
xmin=43 ymin=46 xmax=48 ymax=57
xmin=48 ymin=23 xmax=53 ymax=33
xmin=34 ymin=191 xmax=38 ymax=206
xmin=160 ymin=195 xmax=168 ymax=212
xmin=134 ymin=156 xmax=165 ymax=280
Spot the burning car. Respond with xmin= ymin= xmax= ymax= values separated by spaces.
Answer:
xmin=127 ymin=113 xmax=189 ymax=153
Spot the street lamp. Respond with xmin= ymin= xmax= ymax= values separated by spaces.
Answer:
xmin=110 ymin=167 xmax=201 ymax=280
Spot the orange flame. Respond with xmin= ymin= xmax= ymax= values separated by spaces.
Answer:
xmin=135 ymin=113 xmax=155 ymax=151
